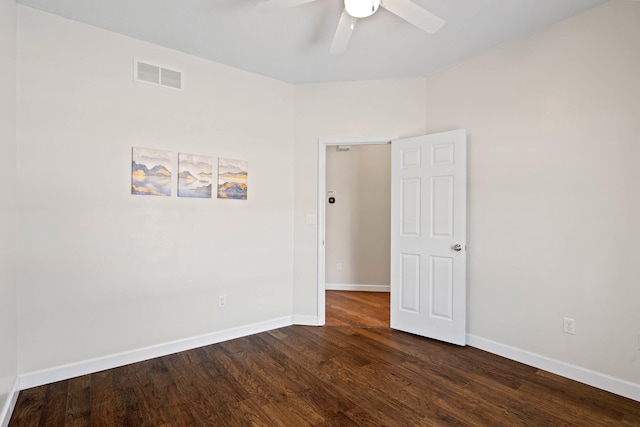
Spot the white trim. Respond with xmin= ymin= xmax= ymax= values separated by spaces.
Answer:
xmin=326 ymin=283 xmax=390 ymax=292
xmin=317 ymin=136 xmax=395 ymax=328
xmin=317 ymin=140 xmax=327 ymax=326
xmin=292 ymin=315 xmax=321 ymax=326
xmin=0 ymin=377 xmax=20 ymax=427
xmin=19 ymin=316 xmax=292 ymax=390
xmin=467 ymin=334 xmax=640 ymax=403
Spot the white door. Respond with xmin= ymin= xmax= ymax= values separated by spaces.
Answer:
xmin=390 ymin=129 xmax=467 ymax=345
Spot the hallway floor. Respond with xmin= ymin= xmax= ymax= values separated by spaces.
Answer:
xmin=325 ymin=290 xmax=389 ymax=328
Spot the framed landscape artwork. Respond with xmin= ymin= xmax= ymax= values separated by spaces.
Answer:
xmin=217 ymin=157 xmax=248 ymax=200
xmin=178 ymin=153 xmax=213 ymax=198
xmin=131 ymin=147 xmax=172 ymax=196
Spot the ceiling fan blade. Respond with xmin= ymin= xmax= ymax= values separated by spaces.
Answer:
xmin=381 ymin=0 xmax=444 ymax=34
xmin=330 ymin=9 xmax=357 ymax=54
xmin=256 ymin=0 xmax=320 ymax=12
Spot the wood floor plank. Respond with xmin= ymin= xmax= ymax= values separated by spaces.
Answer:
xmin=10 ymin=386 xmax=45 ymax=427
xmin=37 ymin=381 xmax=67 ymax=427
xmin=65 ymin=383 xmax=90 ymax=427
xmin=261 ymin=394 xmax=325 ymax=427
xmin=111 ymin=365 xmax=145 ymax=427
xmin=236 ymin=399 xmax=280 ymax=427
xmin=9 ymin=292 xmax=640 ymax=426
xmin=89 ymin=371 xmax=116 ymax=426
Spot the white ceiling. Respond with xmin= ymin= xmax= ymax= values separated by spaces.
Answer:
xmin=16 ymin=0 xmax=608 ymax=84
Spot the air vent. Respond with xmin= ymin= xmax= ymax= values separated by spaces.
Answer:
xmin=134 ymin=59 xmax=183 ymax=90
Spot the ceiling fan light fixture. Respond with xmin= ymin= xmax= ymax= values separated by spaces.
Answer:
xmin=344 ymin=0 xmax=381 ymax=18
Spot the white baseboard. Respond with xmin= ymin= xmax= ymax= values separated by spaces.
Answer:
xmin=292 ymin=315 xmax=320 ymax=326
xmin=15 ymin=320 xmax=638 ymax=412
xmin=19 ymin=316 xmax=293 ymax=391
xmin=325 ymin=283 xmax=390 ymax=292
xmin=467 ymin=334 xmax=640 ymax=403
xmin=0 ymin=377 xmax=20 ymax=427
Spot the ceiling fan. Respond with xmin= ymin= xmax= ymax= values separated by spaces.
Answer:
xmin=257 ymin=0 xmax=444 ymax=54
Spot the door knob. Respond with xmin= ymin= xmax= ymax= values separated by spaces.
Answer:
xmin=453 ymin=244 xmax=463 ymax=252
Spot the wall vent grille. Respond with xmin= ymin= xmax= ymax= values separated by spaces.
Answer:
xmin=134 ymin=59 xmax=183 ymax=90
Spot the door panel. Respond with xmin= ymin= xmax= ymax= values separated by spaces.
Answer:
xmin=401 ymin=178 xmax=421 ymax=236
xmin=391 ymin=129 xmax=467 ymax=345
xmin=430 ymin=255 xmax=453 ymax=319
xmin=400 ymin=253 xmax=421 ymax=312
xmin=431 ymin=175 xmax=454 ymax=237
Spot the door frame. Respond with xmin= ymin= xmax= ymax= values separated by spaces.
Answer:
xmin=316 ymin=136 xmax=396 ymax=325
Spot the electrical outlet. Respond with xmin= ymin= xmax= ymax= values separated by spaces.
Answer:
xmin=218 ymin=295 xmax=226 ymax=308
xmin=305 ymin=214 xmax=317 ymax=225
xmin=337 ymin=263 xmax=343 ymax=271
xmin=563 ymin=317 xmax=575 ymax=335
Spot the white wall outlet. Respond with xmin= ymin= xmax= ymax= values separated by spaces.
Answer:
xmin=305 ymin=214 xmax=317 ymax=225
xmin=218 ymin=295 xmax=226 ymax=308
xmin=337 ymin=263 xmax=343 ymax=271
xmin=563 ymin=317 xmax=575 ymax=335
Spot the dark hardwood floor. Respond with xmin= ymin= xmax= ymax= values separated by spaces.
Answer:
xmin=325 ymin=290 xmax=390 ymax=327
xmin=10 ymin=324 xmax=640 ymax=426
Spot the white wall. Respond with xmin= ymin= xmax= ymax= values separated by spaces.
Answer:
xmin=293 ymin=79 xmax=426 ymax=317
xmin=16 ymin=6 xmax=294 ymax=374
xmin=0 ymin=0 xmax=18 ymax=418
xmin=424 ymin=1 xmax=640 ymax=384
xmin=325 ymin=144 xmax=391 ymax=287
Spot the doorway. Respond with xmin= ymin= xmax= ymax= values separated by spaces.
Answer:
xmin=317 ymin=130 xmax=467 ymax=344
xmin=317 ymin=137 xmax=393 ymax=326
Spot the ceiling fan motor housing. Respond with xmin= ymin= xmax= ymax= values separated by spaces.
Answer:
xmin=345 ymin=0 xmax=381 ymax=18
